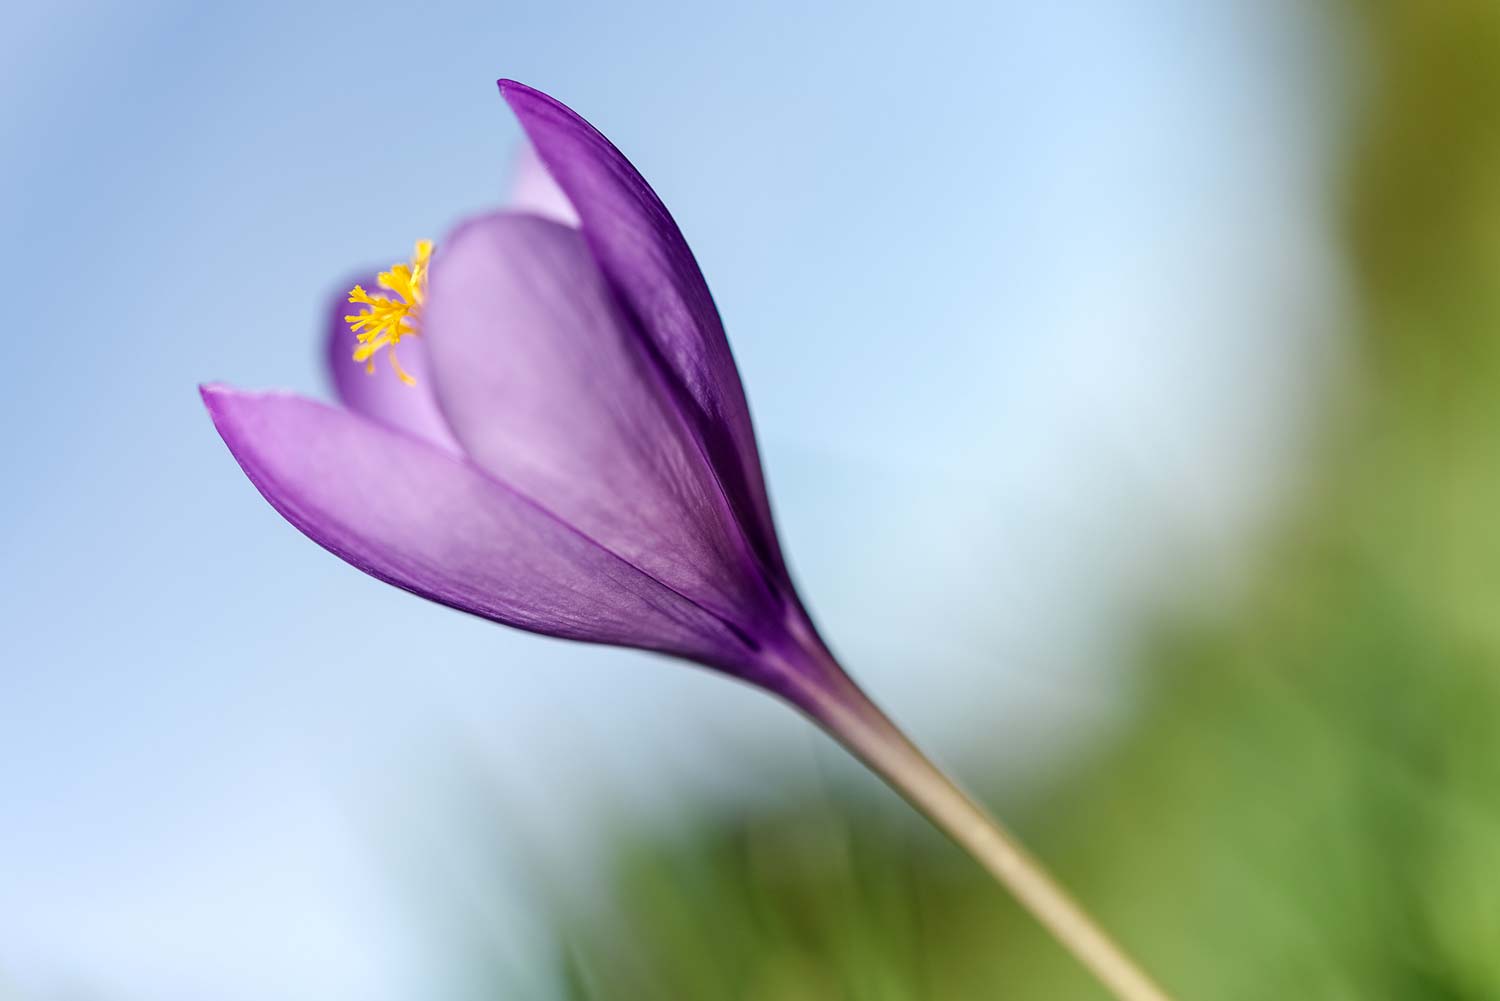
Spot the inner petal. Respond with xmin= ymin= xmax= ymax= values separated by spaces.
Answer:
xmin=422 ymin=211 xmax=781 ymax=635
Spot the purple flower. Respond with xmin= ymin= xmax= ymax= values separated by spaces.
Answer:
xmin=202 ymin=81 xmax=1173 ymax=1001
xmin=203 ymin=80 xmax=847 ymax=715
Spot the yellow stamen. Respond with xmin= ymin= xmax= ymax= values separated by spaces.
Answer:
xmin=345 ymin=240 xmax=432 ymax=385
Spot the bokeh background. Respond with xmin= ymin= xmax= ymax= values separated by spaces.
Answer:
xmin=3 ymin=0 xmax=1494 ymax=998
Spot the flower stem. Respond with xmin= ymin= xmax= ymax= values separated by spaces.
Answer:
xmin=792 ymin=677 xmax=1175 ymax=1001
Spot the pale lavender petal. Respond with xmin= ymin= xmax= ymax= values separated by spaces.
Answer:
xmin=499 ymin=80 xmax=788 ymax=582
xmin=325 ymin=277 xmax=463 ymax=454
xmin=200 ymin=384 xmax=757 ymax=671
xmin=508 ymin=141 xmax=579 ymax=226
xmin=423 ymin=211 xmax=784 ymax=635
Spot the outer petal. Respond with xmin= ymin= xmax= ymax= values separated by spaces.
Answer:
xmin=200 ymin=384 xmax=756 ymax=671
xmin=508 ymin=141 xmax=579 ymax=225
xmin=499 ymin=80 xmax=788 ymax=582
xmin=325 ymin=278 xmax=463 ymax=454
xmin=423 ymin=211 xmax=783 ymax=635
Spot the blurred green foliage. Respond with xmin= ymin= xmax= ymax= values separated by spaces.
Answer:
xmin=530 ymin=2 xmax=1500 ymax=998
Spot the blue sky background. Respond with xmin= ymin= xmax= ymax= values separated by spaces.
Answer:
xmin=1 ymin=1 xmax=1345 ymax=997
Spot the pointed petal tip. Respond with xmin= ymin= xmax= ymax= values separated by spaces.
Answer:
xmin=497 ymin=79 xmax=566 ymax=118
xmin=201 ymin=383 xmax=312 ymax=433
xmin=199 ymin=381 xmax=235 ymax=416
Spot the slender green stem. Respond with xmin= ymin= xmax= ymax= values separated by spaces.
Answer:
xmin=794 ymin=678 xmax=1175 ymax=1001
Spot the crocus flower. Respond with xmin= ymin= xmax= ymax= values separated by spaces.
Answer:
xmin=202 ymin=80 xmax=1171 ymax=1001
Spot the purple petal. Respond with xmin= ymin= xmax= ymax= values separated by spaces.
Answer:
xmin=422 ymin=211 xmax=784 ymax=636
xmin=325 ymin=277 xmax=463 ymax=454
xmin=499 ymin=80 xmax=789 ymax=583
xmin=200 ymin=384 xmax=757 ymax=671
xmin=508 ymin=141 xmax=580 ymax=225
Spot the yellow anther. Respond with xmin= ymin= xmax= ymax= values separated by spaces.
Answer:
xmin=345 ymin=240 xmax=432 ymax=385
